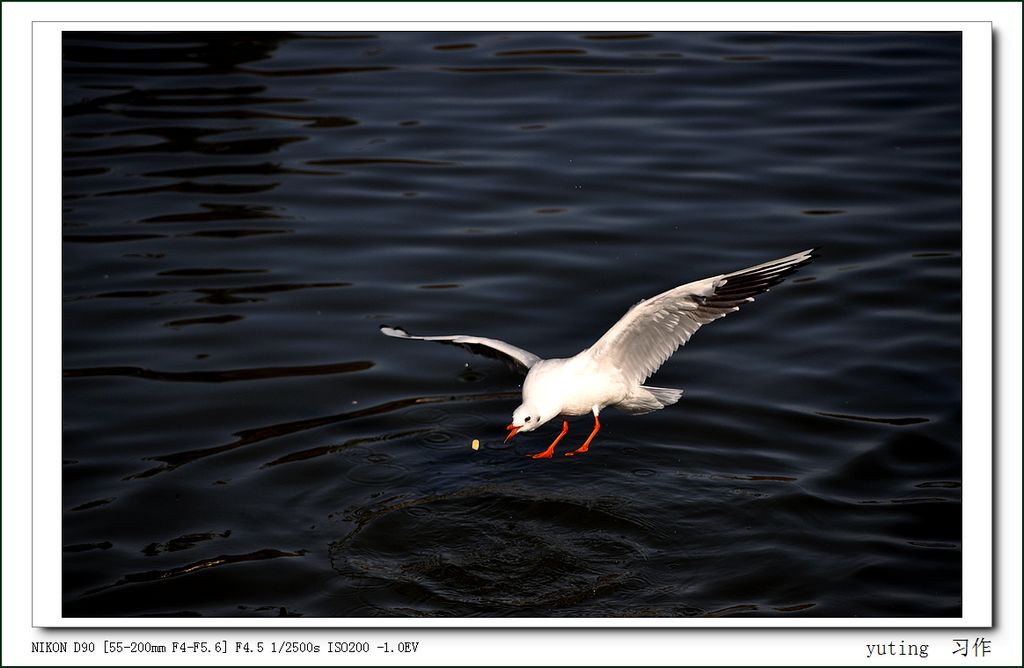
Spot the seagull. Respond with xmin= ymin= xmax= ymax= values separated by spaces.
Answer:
xmin=381 ymin=248 xmax=815 ymax=458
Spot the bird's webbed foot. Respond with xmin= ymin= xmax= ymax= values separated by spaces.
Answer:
xmin=526 ymin=419 xmax=568 ymax=459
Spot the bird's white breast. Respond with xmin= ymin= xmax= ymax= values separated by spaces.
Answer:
xmin=522 ymin=354 xmax=630 ymax=416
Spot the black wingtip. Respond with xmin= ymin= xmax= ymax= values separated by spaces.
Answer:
xmin=780 ymin=247 xmax=818 ymax=271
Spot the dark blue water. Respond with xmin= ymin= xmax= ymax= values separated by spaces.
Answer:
xmin=62 ymin=31 xmax=961 ymax=618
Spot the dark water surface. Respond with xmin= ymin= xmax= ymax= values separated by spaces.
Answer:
xmin=62 ymin=31 xmax=961 ymax=618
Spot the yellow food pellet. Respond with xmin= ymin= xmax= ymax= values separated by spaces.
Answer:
xmin=471 ymin=439 xmax=480 ymax=450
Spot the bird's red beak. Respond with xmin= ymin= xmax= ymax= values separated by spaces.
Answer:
xmin=504 ymin=423 xmax=522 ymax=443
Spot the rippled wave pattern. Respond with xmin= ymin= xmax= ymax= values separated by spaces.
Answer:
xmin=63 ymin=32 xmax=961 ymax=617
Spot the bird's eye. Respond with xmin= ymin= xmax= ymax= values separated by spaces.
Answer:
xmin=525 ymin=416 xmax=531 ymax=422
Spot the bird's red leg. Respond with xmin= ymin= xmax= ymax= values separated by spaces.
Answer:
xmin=565 ymin=414 xmax=600 ymax=456
xmin=528 ymin=419 xmax=568 ymax=459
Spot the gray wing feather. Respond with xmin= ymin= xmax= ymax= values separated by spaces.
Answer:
xmin=380 ymin=325 xmax=541 ymax=374
xmin=586 ymin=249 xmax=815 ymax=385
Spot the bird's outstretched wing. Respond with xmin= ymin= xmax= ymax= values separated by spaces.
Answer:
xmin=380 ymin=325 xmax=541 ymax=374
xmin=586 ymin=248 xmax=816 ymax=385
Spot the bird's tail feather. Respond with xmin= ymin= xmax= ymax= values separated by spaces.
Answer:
xmin=645 ymin=386 xmax=684 ymax=407
xmin=619 ymin=386 xmax=684 ymax=414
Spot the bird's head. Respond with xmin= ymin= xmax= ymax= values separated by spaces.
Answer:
xmin=504 ymin=404 xmax=550 ymax=442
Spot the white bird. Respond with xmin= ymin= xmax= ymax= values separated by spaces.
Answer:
xmin=381 ymin=248 xmax=815 ymax=458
